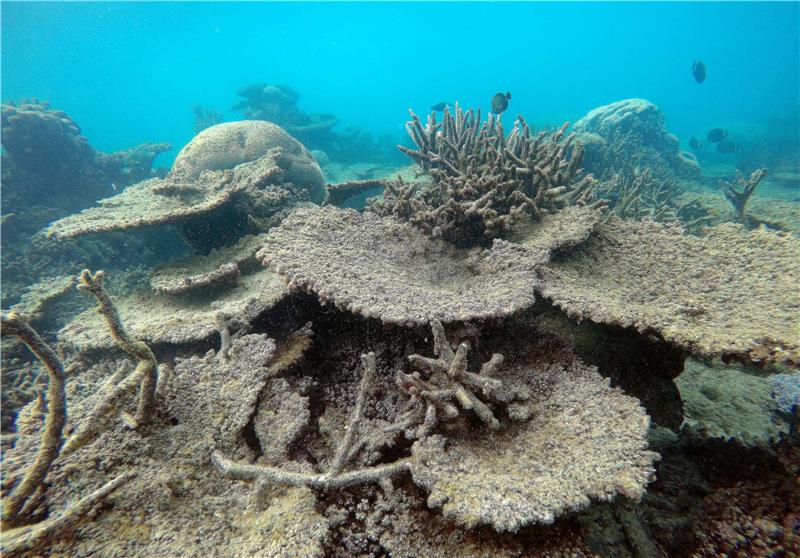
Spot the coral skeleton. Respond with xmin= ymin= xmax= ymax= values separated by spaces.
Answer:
xmin=720 ymin=167 xmax=767 ymax=223
xmin=1 ymin=312 xmax=67 ymax=524
xmin=395 ymin=319 xmax=522 ymax=437
xmin=370 ymin=104 xmax=603 ymax=246
xmin=213 ymin=353 xmax=412 ymax=490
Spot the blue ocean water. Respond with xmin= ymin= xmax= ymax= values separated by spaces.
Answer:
xmin=2 ymin=1 xmax=798 ymax=167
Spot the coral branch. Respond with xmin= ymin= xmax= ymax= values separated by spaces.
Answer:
xmin=324 ymin=179 xmax=389 ymax=207
xmin=720 ymin=168 xmax=767 ymax=222
xmin=214 ymin=352 xmax=410 ymax=490
xmin=212 ymin=451 xmax=410 ymax=490
xmin=77 ymin=269 xmax=157 ymax=427
xmin=1 ymin=472 xmax=134 ymax=557
xmin=0 ymin=312 xmax=66 ymax=524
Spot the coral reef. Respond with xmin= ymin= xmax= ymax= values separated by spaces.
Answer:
xmin=573 ymin=98 xmax=700 ymax=180
xmin=259 ymin=206 xmax=541 ymax=324
xmin=538 ymin=218 xmax=800 ymax=366
xmin=370 ymin=105 xmax=602 ymax=246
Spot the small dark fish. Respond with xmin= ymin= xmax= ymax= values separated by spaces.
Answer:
xmin=430 ymin=102 xmax=449 ymax=112
xmin=692 ymin=60 xmax=706 ymax=83
xmin=491 ymin=91 xmax=511 ymax=115
xmin=689 ymin=137 xmax=702 ymax=150
xmin=707 ymin=128 xmax=728 ymax=143
xmin=716 ymin=140 xmax=737 ymax=154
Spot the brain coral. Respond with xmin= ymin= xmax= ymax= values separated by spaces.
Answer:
xmin=171 ymin=120 xmax=326 ymax=203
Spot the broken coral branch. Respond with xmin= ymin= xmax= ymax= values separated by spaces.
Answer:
xmin=214 ymin=352 xmax=411 ymax=490
xmin=720 ymin=168 xmax=767 ymax=224
xmin=324 ymin=179 xmax=389 ymax=207
xmin=77 ymin=269 xmax=158 ymax=427
xmin=0 ymin=312 xmax=67 ymax=525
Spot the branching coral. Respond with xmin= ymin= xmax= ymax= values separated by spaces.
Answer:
xmin=368 ymin=104 xmax=602 ymax=246
xmin=720 ymin=168 xmax=767 ymax=224
xmin=76 ymin=269 xmax=157 ymax=428
xmin=213 ymin=353 xmax=412 ymax=490
xmin=394 ymin=319 xmax=525 ymax=437
xmin=599 ymin=167 xmax=712 ymax=230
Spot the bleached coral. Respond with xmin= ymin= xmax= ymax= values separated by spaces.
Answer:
xmin=370 ymin=105 xmax=601 ymax=246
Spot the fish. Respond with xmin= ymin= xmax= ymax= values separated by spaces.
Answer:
xmin=716 ymin=140 xmax=737 ymax=154
xmin=689 ymin=137 xmax=702 ymax=150
xmin=707 ymin=128 xmax=727 ymax=143
xmin=491 ymin=92 xmax=511 ymax=115
xmin=430 ymin=102 xmax=449 ymax=112
xmin=692 ymin=60 xmax=706 ymax=83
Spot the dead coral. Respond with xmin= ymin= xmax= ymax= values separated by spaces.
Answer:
xmin=369 ymin=104 xmax=602 ymax=246
xmin=259 ymin=206 xmax=540 ymax=324
xmin=538 ymin=218 xmax=800 ymax=366
xmin=1 ymin=312 xmax=67 ymax=525
xmin=323 ymin=178 xmax=390 ymax=207
xmin=45 ymin=148 xmax=284 ymax=242
xmin=394 ymin=319 xmax=528 ymax=438
xmin=720 ymin=168 xmax=767 ymax=225
xmin=59 ymin=266 xmax=286 ymax=352
xmin=75 ymin=269 xmax=157 ymax=428
xmin=409 ymin=359 xmax=659 ymax=532
xmin=213 ymin=353 xmax=412 ymax=490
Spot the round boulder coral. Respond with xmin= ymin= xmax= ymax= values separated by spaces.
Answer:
xmin=172 ymin=120 xmax=326 ymax=203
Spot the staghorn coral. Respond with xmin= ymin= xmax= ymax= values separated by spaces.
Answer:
xmin=538 ymin=217 xmax=800 ymax=366
xmin=258 ymin=206 xmax=542 ymax=324
xmin=408 ymin=358 xmax=658 ymax=532
xmin=74 ymin=269 xmax=158 ymax=429
xmin=598 ymin=167 xmax=712 ymax=229
xmin=1 ymin=312 xmax=67 ymax=525
xmin=720 ymin=167 xmax=768 ymax=225
xmin=370 ymin=105 xmax=602 ymax=246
